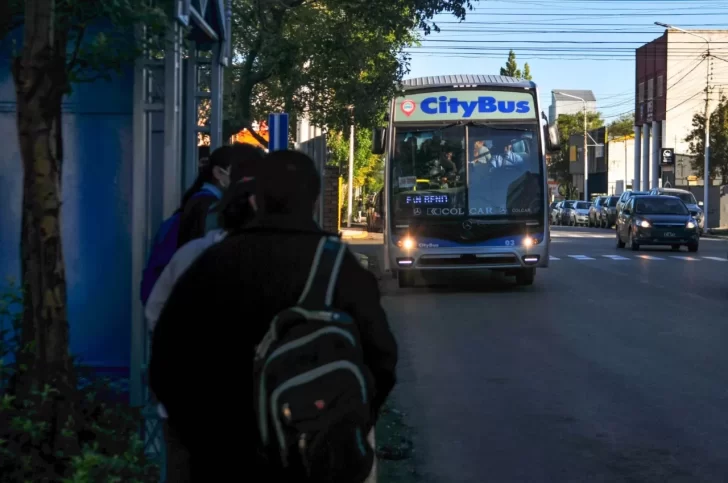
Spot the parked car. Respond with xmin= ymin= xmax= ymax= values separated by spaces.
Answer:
xmin=588 ymin=196 xmax=606 ymax=227
xmin=558 ymin=200 xmax=576 ymax=225
xmin=570 ymin=201 xmax=592 ymax=226
xmin=616 ymin=195 xmax=699 ymax=252
xmin=600 ymin=195 xmax=620 ymax=228
xmin=550 ymin=201 xmax=563 ymax=224
xmin=648 ymin=187 xmax=704 ymax=235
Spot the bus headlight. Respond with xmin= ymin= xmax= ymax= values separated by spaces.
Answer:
xmin=397 ymin=237 xmax=415 ymax=250
xmin=523 ymin=236 xmax=535 ymax=247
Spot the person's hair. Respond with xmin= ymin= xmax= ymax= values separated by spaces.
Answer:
xmin=256 ymin=149 xmax=320 ymax=216
xmin=179 ymin=143 xmax=262 ymax=208
xmin=218 ymin=181 xmax=256 ymax=229
xmin=212 ymin=143 xmax=265 ymax=228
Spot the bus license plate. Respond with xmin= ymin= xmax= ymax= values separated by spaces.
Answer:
xmin=664 ymin=232 xmax=675 ymax=237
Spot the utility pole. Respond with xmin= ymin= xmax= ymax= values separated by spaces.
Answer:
xmin=656 ymin=22 xmax=711 ymax=229
xmin=556 ymin=91 xmax=589 ymax=200
xmin=347 ymin=105 xmax=354 ymax=227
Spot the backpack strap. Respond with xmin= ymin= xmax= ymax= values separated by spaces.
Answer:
xmin=298 ymin=236 xmax=347 ymax=310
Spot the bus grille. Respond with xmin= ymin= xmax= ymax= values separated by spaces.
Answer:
xmin=418 ymin=253 xmax=519 ymax=267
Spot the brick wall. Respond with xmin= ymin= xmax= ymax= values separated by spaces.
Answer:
xmin=322 ymin=166 xmax=341 ymax=234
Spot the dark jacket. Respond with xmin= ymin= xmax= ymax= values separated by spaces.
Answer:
xmin=177 ymin=186 xmax=221 ymax=248
xmin=149 ymin=215 xmax=398 ymax=481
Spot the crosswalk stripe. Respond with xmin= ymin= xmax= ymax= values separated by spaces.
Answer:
xmin=702 ymin=256 xmax=726 ymax=261
xmin=602 ymin=254 xmax=629 ymax=260
xmin=568 ymin=255 xmax=595 ymax=260
xmin=636 ymin=255 xmax=665 ymax=260
xmin=669 ymin=256 xmax=700 ymax=261
xmin=549 ymin=255 xmax=560 ymax=260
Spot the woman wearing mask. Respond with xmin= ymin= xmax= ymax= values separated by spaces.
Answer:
xmin=177 ymin=144 xmax=238 ymax=248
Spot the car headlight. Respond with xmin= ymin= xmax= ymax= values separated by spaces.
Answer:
xmin=638 ymin=219 xmax=651 ymax=228
xmin=686 ymin=221 xmax=696 ymax=229
xmin=397 ymin=237 xmax=415 ymax=249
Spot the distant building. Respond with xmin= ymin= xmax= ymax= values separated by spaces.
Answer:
xmin=549 ymin=90 xmax=597 ymax=123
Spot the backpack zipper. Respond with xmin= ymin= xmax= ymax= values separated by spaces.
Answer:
xmin=257 ymin=327 xmax=356 ymax=445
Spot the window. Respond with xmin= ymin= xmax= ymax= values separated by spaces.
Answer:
xmin=647 ymin=78 xmax=654 ymax=100
xmin=657 ymin=75 xmax=664 ymax=97
xmin=638 ymin=82 xmax=644 ymax=102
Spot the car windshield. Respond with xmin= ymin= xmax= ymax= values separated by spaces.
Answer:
xmin=389 ymin=123 xmax=543 ymax=220
xmin=575 ymin=202 xmax=590 ymax=210
xmin=663 ymin=191 xmax=697 ymax=204
xmin=607 ymin=197 xmax=618 ymax=207
xmin=634 ymin=197 xmax=689 ymax=215
xmin=563 ymin=201 xmax=574 ymax=209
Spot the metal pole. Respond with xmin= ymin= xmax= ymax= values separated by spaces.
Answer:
xmin=703 ymin=48 xmax=711 ymax=230
xmin=624 ymin=138 xmax=627 ymax=193
xmin=583 ymin=101 xmax=588 ymax=201
xmin=347 ymin=118 xmax=354 ymax=228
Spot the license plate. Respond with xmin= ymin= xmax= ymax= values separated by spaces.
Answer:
xmin=664 ymin=232 xmax=675 ymax=237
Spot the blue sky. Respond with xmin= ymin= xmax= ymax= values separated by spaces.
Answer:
xmin=405 ymin=0 xmax=728 ymax=123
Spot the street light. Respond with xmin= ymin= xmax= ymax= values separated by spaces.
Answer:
xmin=655 ymin=21 xmax=711 ymax=229
xmin=555 ymin=91 xmax=589 ymax=200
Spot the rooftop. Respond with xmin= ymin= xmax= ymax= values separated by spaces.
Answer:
xmin=401 ymin=75 xmax=536 ymax=91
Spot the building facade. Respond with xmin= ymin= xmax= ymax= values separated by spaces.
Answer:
xmin=634 ymin=28 xmax=728 ymax=227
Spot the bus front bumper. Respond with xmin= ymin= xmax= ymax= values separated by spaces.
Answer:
xmin=390 ymin=244 xmax=549 ymax=271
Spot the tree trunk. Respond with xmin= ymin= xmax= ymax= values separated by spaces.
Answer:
xmin=11 ymin=0 xmax=74 ymax=398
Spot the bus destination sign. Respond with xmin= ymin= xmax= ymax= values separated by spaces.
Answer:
xmin=393 ymin=90 xmax=536 ymax=123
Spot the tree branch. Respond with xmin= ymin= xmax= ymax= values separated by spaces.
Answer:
xmin=66 ymin=25 xmax=87 ymax=74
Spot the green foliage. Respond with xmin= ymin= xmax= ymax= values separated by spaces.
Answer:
xmin=499 ymin=50 xmax=531 ymax=80
xmin=327 ymin=128 xmax=384 ymax=193
xmin=549 ymin=112 xmax=604 ymax=191
xmin=0 ymin=282 xmax=160 ymax=482
xmin=685 ymin=96 xmax=728 ymax=183
xmin=607 ymin=113 xmax=635 ymax=139
xmin=225 ymin=0 xmax=478 ymax=142
xmin=3 ymin=0 xmax=171 ymax=93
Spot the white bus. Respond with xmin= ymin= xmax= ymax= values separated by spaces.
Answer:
xmin=371 ymin=75 xmax=560 ymax=288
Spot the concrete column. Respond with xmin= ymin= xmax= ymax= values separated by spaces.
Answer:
xmin=650 ymin=121 xmax=660 ymax=189
xmin=641 ymin=124 xmax=650 ymax=191
xmin=633 ymin=125 xmax=641 ymax=190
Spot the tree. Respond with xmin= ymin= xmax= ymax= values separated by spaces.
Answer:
xmin=3 ymin=0 xmax=168 ymax=446
xmin=607 ymin=113 xmax=635 ymax=139
xmin=549 ymin=112 xmax=604 ymax=194
xmin=685 ymin=96 xmax=728 ymax=184
xmin=500 ymin=50 xmax=531 ymax=80
xmin=224 ymin=0 xmax=477 ymax=144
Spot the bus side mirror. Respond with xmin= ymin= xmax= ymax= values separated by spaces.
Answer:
xmin=544 ymin=124 xmax=560 ymax=153
xmin=372 ymin=127 xmax=386 ymax=155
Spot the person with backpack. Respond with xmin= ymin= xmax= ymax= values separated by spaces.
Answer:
xmin=139 ymin=143 xmax=261 ymax=306
xmin=149 ymin=149 xmax=398 ymax=482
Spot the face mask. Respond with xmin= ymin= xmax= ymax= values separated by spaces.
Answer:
xmin=218 ymin=167 xmax=231 ymax=189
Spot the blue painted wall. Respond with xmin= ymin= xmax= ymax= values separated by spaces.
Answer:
xmin=0 ymin=35 xmax=134 ymax=369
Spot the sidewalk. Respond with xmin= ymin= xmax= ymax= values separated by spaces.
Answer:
xmin=704 ymin=228 xmax=728 ymax=239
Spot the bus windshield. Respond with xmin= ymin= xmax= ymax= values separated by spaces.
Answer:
xmin=390 ymin=123 xmax=543 ymax=221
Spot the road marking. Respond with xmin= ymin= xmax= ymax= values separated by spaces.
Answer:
xmin=602 ymin=254 xmax=630 ymax=260
xmin=636 ymin=255 xmax=665 ymax=260
xmin=670 ymin=256 xmax=700 ymax=261
xmin=549 ymin=255 xmax=560 ymax=260
xmin=568 ymin=255 xmax=595 ymax=260
xmin=702 ymin=256 xmax=726 ymax=262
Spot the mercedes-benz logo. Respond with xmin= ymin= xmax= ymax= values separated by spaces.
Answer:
xmin=462 ymin=220 xmax=472 ymax=230
xmin=414 ymin=208 xmax=421 ymax=215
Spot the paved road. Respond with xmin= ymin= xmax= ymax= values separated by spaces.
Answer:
xmin=350 ymin=227 xmax=728 ymax=482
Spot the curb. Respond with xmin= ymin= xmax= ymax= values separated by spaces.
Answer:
xmin=341 ymin=229 xmax=370 ymax=240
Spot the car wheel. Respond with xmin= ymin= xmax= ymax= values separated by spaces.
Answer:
xmin=687 ymin=242 xmax=699 ymax=253
xmin=629 ymin=228 xmax=640 ymax=251
xmin=616 ymin=229 xmax=625 ymax=248
xmin=515 ymin=268 xmax=536 ymax=286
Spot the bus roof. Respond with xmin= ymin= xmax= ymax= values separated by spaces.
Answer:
xmin=401 ymin=75 xmax=536 ymax=92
